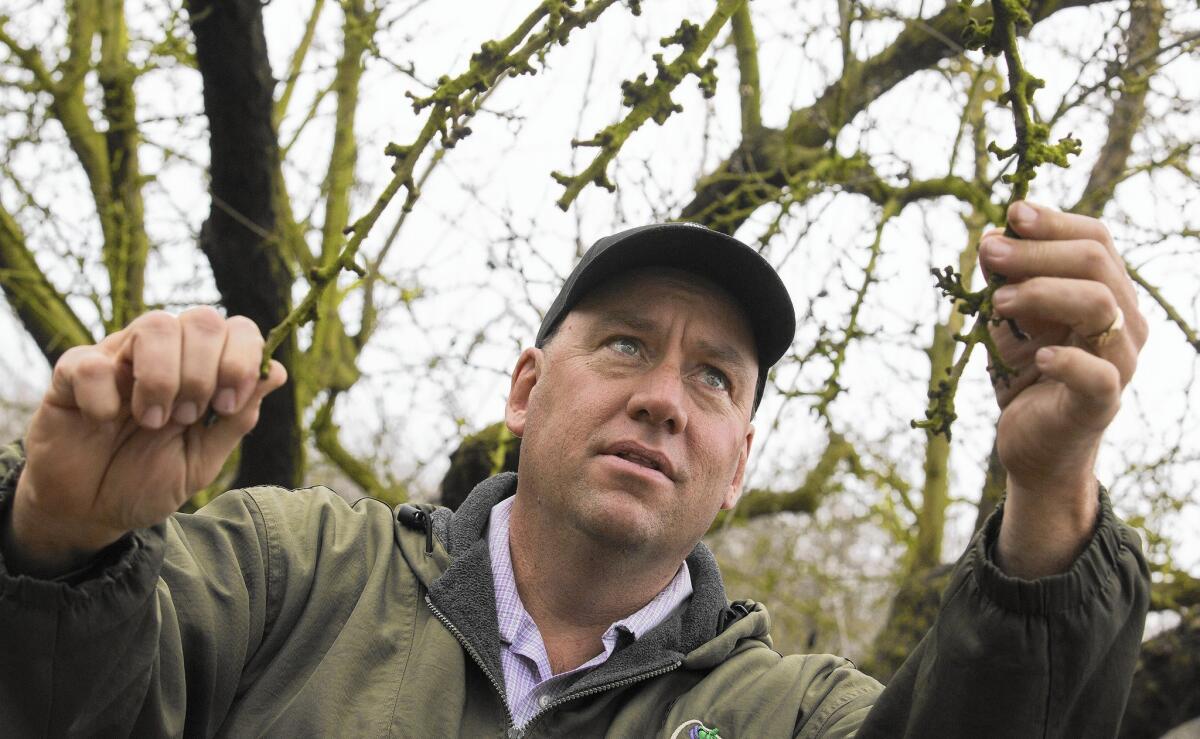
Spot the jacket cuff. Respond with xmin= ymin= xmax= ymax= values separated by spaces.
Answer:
xmin=0 ymin=445 xmax=165 ymax=625
xmin=970 ymin=486 xmax=1138 ymax=615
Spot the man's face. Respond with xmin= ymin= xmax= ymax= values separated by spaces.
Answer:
xmin=505 ymin=267 xmax=757 ymax=561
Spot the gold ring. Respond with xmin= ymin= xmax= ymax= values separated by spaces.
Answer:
xmin=1086 ymin=307 xmax=1124 ymax=349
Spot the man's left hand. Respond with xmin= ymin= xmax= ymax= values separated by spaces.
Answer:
xmin=978 ymin=201 xmax=1148 ymax=578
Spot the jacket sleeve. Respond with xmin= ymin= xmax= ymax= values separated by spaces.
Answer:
xmin=852 ymin=488 xmax=1151 ymax=738
xmin=0 ymin=442 xmax=274 ymax=737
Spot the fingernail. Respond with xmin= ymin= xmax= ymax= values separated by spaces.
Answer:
xmin=981 ymin=238 xmax=1012 ymax=261
xmin=173 ymin=401 xmax=199 ymax=426
xmin=1010 ymin=201 xmax=1036 ymax=227
xmin=142 ymin=405 xmax=165 ymax=429
xmin=993 ymin=286 xmax=1016 ymax=308
xmin=214 ymin=388 xmax=238 ymax=414
xmin=1036 ymin=346 xmax=1057 ymax=368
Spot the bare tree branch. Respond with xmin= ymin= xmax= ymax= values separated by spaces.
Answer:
xmin=0 ymin=203 xmax=93 ymax=365
xmin=1073 ymin=0 xmax=1164 ymax=218
xmin=681 ymin=0 xmax=1103 ymax=232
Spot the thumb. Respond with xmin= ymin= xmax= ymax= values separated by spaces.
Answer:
xmin=1034 ymin=346 xmax=1121 ymax=432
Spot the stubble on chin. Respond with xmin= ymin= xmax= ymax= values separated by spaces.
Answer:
xmin=558 ymin=484 xmax=674 ymax=556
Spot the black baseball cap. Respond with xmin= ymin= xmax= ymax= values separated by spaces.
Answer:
xmin=535 ymin=222 xmax=796 ymax=410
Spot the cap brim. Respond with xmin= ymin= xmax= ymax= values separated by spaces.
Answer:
xmin=536 ymin=223 xmax=796 ymax=401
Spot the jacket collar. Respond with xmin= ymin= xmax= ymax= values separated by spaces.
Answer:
xmin=423 ymin=473 xmax=747 ymax=696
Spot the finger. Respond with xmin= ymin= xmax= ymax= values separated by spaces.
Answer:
xmin=1006 ymin=201 xmax=1116 ymax=255
xmin=995 ymin=205 xmax=1150 ymax=350
xmin=47 ymin=346 xmax=124 ymax=422
xmin=978 ymin=228 xmax=1014 ymax=286
xmin=200 ymin=360 xmax=287 ymax=447
xmin=979 ymin=235 xmax=1134 ymax=304
xmin=125 ymin=311 xmax=182 ymax=429
xmin=173 ymin=307 xmax=227 ymax=425
xmin=993 ymin=276 xmax=1120 ymax=336
xmin=213 ymin=315 xmax=266 ymax=416
xmin=994 ymin=276 xmax=1137 ymax=383
xmin=1034 ymin=346 xmax=1122 ymax=432
xmin=980 ymin=235 xmax=1141 ymax=344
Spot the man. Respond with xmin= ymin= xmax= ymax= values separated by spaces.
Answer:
xmin=0 ymin=201 xmax=1149 ymax=737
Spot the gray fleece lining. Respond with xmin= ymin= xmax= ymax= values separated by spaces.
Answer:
xmin=424 ymin=472 xmax=734 ymax=698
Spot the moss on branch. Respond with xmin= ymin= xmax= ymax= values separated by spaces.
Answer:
xmin=811 ymin=200 xmax=898 ymax=419
xmin=915 ymin=0 xmax=1084 ymax=438
xmin=314 ymin=393 xmax=407 ymax=505
xmin=257 ymin=0 xmax=626 ymax=376
xmin=553 ymin=0 xmax=746 ymax=209
xmin=729 ymin=2 xmax=762 ymax=136
xmin=0 ymin=204 xmax=94 ymax=365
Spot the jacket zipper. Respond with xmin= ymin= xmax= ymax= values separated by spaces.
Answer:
xmin=426 ymin=594 xmax=683 ymax=738
xmin=424 ymin=595 xmax=517 ymax=728
xmin=519 ymin=660 xmax=683 ymax=736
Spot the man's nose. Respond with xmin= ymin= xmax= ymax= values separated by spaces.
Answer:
xmin=626 ymin=362 xmax=688 ymax=433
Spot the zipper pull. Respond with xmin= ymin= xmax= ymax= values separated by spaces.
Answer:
xmin=396 ymin=504 xmax=434 ymax=554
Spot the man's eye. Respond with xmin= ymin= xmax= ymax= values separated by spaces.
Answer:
xmin=610 ymin=337 xmax=640 ymax=356
xmin=700 ymin=367 xmax=730 ymax=392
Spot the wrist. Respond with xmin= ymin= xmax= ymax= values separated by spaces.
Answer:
xmin=996 ymin=477 xmax=1100 ymax=579
xmin=3 ymin=475 xmax=124 ymax=578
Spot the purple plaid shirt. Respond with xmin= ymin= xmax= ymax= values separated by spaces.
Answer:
xmin=487 ymin=496 xmax=693 ymax=729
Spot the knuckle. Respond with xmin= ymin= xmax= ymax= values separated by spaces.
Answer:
xmin=1080 ymin=240 xmax=1109 ymax=273
xmin=58 ymin=344 xmax=90 ymax=363
xmin=182 ymin=306 xmax=226 ymax=335
xmin=226 ymin=315 xmax=264 ymax=341
xmin=1088 ymin=283 xmax=1118 ymax=314
xmin=58 ymin=348 xmax=110 ymax=385
xmin=54 ymin=345 xmax=89 ymax=374
xmin=1021 ymin=277 xmax=1048 ymax=303
xmin=75 ymin=352 xmax=113 ymax=380
xmin=1101 ymin=368 xmax=1122 ymax=401
xmin=221 ymin=356 xmax=260 ymax=385
xmin=136 ymin=310 xmax=178 ymax=336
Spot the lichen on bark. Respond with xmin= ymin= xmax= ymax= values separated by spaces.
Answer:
xmin=913 ymin=0 xmax=1082 ymax=439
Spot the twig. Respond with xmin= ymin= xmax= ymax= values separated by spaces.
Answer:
xmin=914 ymin=0 xmax=1083 ymax=438
xmin=203 ymin=1 xmax=629 ymax=427
xmin=553 ymin=0 xmax=744 ymax=209
xmin=1126 ymin=259 xmax=1200 ymax=353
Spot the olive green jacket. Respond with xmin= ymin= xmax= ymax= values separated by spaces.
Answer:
xmin=0 ymin=444 xmax=1150 ymax=737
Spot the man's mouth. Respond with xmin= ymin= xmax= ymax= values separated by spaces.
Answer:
xmin=601 ymin=442 xmax=674 ymax=480
xmin=614 ymin=450 xmax=662 ymax=472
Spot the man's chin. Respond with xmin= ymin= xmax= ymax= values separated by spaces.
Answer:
xmin=566 ymin=490 xmax=665 ymax=550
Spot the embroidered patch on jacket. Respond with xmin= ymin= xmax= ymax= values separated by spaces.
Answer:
xmin=669 ymin=719 xmax=721 ymax=739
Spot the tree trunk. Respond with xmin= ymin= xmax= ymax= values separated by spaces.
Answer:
xmin=187 ymin=0 xmax=302 ymax=488
xmin=859 ymin=564 xmax=953 ymax=682
xmin=1118 ymin=611 xmax=1200 ymax=739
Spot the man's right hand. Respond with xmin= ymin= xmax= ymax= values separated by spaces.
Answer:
xmin=3 ymin=307 xmax=288 ymax=577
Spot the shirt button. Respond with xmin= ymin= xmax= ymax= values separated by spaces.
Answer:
xmin=538 ymin=694 xmax=552 ymax=709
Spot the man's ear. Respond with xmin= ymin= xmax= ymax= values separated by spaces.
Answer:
xmin=720 ymin=423 xmax=754 ymax=510
xmin=505 ymin=347 xmax=543 ymax=438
